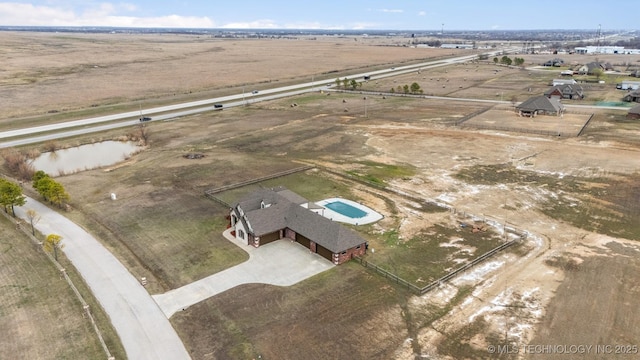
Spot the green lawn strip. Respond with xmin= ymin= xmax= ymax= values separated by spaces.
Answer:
xmin=366 ymin=223 xmax=505 ymax=285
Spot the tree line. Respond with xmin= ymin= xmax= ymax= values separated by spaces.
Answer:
xmin=493 ymin=55 xmax=525 ymax=67
xmin=32 ymin=171 xmax=70 ymax=208
xmin=0 ymin=171 xmax=71 ymax=216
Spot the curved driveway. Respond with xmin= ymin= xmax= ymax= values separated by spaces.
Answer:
xmin=153 ymin=229 xmax=334 ymax=318
xmin=16 ymin=197 xmax=191 ymax=360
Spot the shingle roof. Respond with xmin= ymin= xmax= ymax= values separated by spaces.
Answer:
xmin=629 ymin=104 xmax=640 ymax=115
xmin=544 ymin=84 xmax=583 ymax=97
xmin=517 ymin=96 xmax=564 ymax=113
xmin=233 ymin=188 xmax=366 ymax=253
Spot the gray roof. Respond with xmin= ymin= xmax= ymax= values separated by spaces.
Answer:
xmin=544 ymin=84 xmax=583 ymax=97
xmin=233 ymin=188 xmax=366 ymax=253
xmin=516 ymin=96 xmax=564 ymax=113
xmin=629 ymin=104 xmax=640 ymax=115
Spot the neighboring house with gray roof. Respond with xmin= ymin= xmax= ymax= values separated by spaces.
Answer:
xmin=627 ymin=104 xmax=640 ymax=120
xmin=623 ymin=90 xmax=640 ymax=103
xmin=544 ymin=84 xmax=584 ymax=100
xmin=577 ymin=62 xmax=604 ymax=75
xmin=516 ymin=96 xmax=564 ymax=117
xmin=229 ymin=187 xmax=367 ymax=265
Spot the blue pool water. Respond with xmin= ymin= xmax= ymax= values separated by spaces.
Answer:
xmin=325 ymin=201 xmax=368 ymax=218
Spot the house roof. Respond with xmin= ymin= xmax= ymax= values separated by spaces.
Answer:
xmin=233 ymin=188 xmax=366 ymax=253
xmin=629 ymin=104 xmax=640 ymax=115
xmin=623 ymin=90 xmax=640 ymax=100
xmin=544 ymin=84 xmax=583 ymax=96
xmin=516 ymin=96 xmax=564 ymax=113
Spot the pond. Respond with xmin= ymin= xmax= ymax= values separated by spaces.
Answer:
xmin=31 ymin=141 xmax=142 ymax=176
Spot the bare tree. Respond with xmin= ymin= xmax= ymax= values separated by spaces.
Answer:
xmin=25 ymin=209 xmax=40 ymax=236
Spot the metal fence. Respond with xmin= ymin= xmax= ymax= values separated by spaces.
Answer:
xmin=204 ymin=165 xmax=315 ymax=206
xmin=354 ymin=235 xmax=522 ymax=296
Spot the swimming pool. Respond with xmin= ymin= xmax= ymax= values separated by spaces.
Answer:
xmin=325 ymin=201 xmax=368 ymax=218
xmin=307 ymin=197 xmax=383 ymax=225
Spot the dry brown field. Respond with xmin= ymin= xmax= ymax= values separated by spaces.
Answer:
xmin=2 ymin=31 xmax=640 ymax=359
xmin=0 ymin=213 xmax=125 ymax=359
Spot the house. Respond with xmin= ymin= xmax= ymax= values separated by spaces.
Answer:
xmin=627 ymin=104 xmax=640 ymax=120
xmin=516 ymin=96 xmax=564 ymax=117
xmin=228 ymin=187 xmax=367 ymax=265
xmin=544 ymin=84 xmax=584 ymax=100
xmin=543 ymin=58 xmax=564 ymax=67
xmin=577 ymin=62 xmax=604 ymax=75
xmin=623 ymin=90 xmax=640 ymax=103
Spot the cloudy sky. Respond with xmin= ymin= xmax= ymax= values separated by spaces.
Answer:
xmin=0 ymin=1 xmax=635 ymax=30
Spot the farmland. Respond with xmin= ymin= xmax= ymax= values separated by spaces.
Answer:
xmin=2 ymin=31 xmax=640 ymax=359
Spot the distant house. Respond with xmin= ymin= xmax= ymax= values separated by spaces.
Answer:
xmin=516 ymin=96 xmax=564 ymax=117
xmin=577 ymin=62 xmax=604 ymax=75
xmin=627 ymin=104 xmax=640 ymax=120
xmin=623 ymin=90 xmax=640 ymax=103
xmin=545 ymin=84 xmax=584 ymax=100
xmin=543 ymin=58 xmax=564 ymax=67
xmin=228 ymin=187 xmax=367 ymax=265
xmin=630 ymin=69 xmax=640 ymax=78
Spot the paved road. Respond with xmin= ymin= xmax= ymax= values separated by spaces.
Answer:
xmin=153 ymin=229 xmax=334 ymax=318
xmin=15 ymin=197 xmax=191 ymax=360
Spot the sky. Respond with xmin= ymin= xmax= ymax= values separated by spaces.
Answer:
xmin=0 ymin=1 xmax=636 ymax=31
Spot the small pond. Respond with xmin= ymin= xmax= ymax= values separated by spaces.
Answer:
xmin=32 ymin=141 xmax=142 ymax=176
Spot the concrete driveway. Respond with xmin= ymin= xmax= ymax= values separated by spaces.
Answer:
xmin=15 ymin=197 xmax=191 ymax=360
xmin=152 ymin=229 xmax=334 ymax=318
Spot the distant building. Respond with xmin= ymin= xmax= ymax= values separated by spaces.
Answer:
xmin=440 ymin=43 xmax=474 ymax=49
xmin=577 ymin=62 xmax=604 ymax=75
xmin=552 ymin=78 xmax=577 ymax=86
xmin=543 ymin=58 xmax=564 ymax=67
xmin=516 ymin=96 xmax=564 ymax=117
xmin=574 ymin=46 xmax=640 ymax=55
xmin=616 ymin=81 xmax=640 ymax=90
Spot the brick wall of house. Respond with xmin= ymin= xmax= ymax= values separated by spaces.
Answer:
xmin=334 ymin=244 xmax=366 ymax=265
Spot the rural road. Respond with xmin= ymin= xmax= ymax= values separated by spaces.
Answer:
xmin=153 ymin=229 xmax=334 ymax=318
xmin=15 ymin=197 xmax=191 ymax=360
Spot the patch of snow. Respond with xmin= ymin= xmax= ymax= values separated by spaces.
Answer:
xmin=453 ymin=260 xmax=505 ymax=284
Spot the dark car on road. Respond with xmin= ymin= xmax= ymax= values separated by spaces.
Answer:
xmin=139 ymin=116 xmax=152 ymax=122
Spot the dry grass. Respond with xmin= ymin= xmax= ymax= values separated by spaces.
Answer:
xmin=0 ymin=214 xmax=121 ymax=359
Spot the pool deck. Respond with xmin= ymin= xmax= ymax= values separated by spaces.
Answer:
xmin=306 ymin=197 xmax=383 ymax=225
